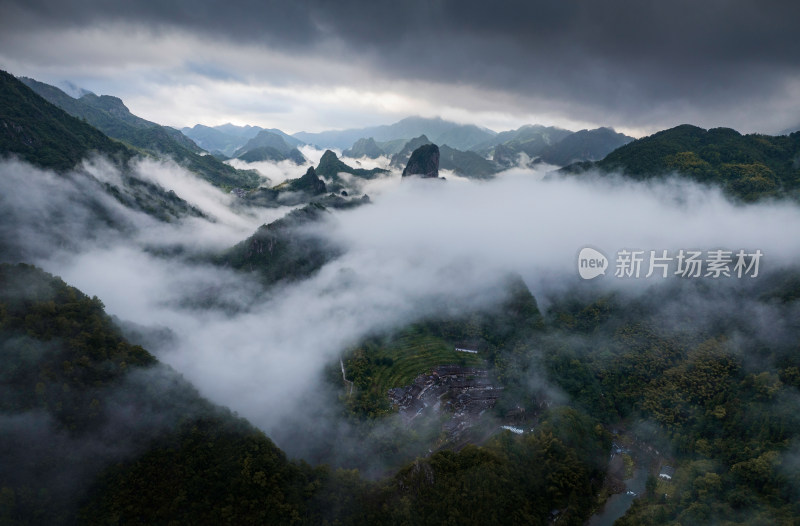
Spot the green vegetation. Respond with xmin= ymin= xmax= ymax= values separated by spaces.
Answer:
xmin=288 ymin=166 xmax=328 ymax=194
xmin=9 ymin=251 xmax=798 ymax=524
xmin=439 ymin=144 xmax=501 ymax=179
xmin=0 ymin=263 xmax=354 ymax=525
xmin=0 ymin=263 xmax=155 ymax=427
xmin=0 ymin=263 xmax=608 ymax=525
xmin=568 ymin=124 xmax=800 ymax=201
xmin=541 ymin=287 xmax=800 ymax=525
xmin=0 ymin=71 xmax=205 ymax=223
xmin=344 ymin=327 xmax=484 ymax=417
xmin=362 ymin=408 xmax=608 ymax=526
xmin=0 ymin=71 xmax=131 ymax=171
xmin=20 ymin=76 xmax=262 ymax=189
xmin=237 ymin=145 xmax=306 ymax=164
xmin=315 ymin=150 xmax=388 ymax=192
xmin=233 ymin=130 xmax=307 ymax=165
xmin=343 ymin=137 xmax=385 ymax=159
xmin=340 ymin=275 xmax=544 ymax=419
xmin=220 ymin=203 xmax=339 ymax=286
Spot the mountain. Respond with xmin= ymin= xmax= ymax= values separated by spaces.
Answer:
xmin=261 ymin=127 xmax=304 ymax=148
xmin=221 ymin=203 xmax=338 ymax=285
xmin=20 ymin=77 xmax=262 ymax=189
xmin=566 ymin=124 xmax=800 ymax=201
xmin=6 ymin=260 xmax=798 ymax=524
xmin=316 ymin=149 xmax=388 ymax=182
xmin=403 ymin=143 xmax=440 ymax=178
xmin=476 ymin=124 xmax=631 ymax=167
xmin=234 ymin=129 xmax=307 ymax=164
xmin=0 ymin=71 xmax=203 ymax=249
xmin=240 ymin=155 xmax=379 ymax=208
xmin=0 ymin=263 xmax=360 ymax=525
xmin=19 ymin=77 xmax=198 ymax=152
xmin=343 ymin=137 xmax=385 ymax=158
xmin=1 ymin=71 xmax=131 ymax=171
xmin=472 ymin=124 xmax=574 ymax=157
xmin=235 ymin=129 xmax=303 ymax=156
xmin=181 ymin=123 xmax=300 ymax=157
xmin=237 ymin=145 xmax=307 ymax=164
xmin=390 ymin=134 xmax=433 ymax=168
xmin=294 ymin=116 xmax=496 ymax=151
xmin=234 ymin=165 xmax=327 ymax=207
xmin=288 ymin=166 xmax=327 ymax=194
xmin=213 ymin=123 xmax=264 ymax=138
xmin=492 ymin=143 xmax=519 ymax=167
xmin=180 ymin=124 xmax=251 ymax=156
xmin=435 ymin=123 xmax=498 ymax=151
xmin=439 ymin=145 xmax=502 ymax=179
xmin=391 ymin=136 xmax=501 ymax=178
xmin=376 ymin=138 xmax=408 ymax=156
xmin=538 ymin=127 xmax=633 ymax=166
xmin=218 ymin=124 xmax=301 ymax=148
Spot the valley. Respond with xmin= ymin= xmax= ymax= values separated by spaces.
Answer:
xmin=1 ymin=60 xmax=800 ymax=526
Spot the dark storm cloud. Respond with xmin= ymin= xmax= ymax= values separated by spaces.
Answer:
xmin=2 ymin=0 xmax=799 ymax=130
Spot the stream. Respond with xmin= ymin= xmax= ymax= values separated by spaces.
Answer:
xmin=586 ymin=466 xmax=648 ymax=526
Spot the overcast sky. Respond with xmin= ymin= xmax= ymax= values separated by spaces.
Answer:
xmin=1 ymin=0 xmax=798 ymax=136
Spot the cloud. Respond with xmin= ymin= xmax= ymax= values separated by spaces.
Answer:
xmin=0 ymin=157 xmax=140 ymax=262
xmin=226 ymin=157 xmax=314 ymax=187
xmin=2 ymin=1 xmax=799 ymax=134
xmin=13 ymin=159 xmax=797 ymax=435
xmin=4 ymin=153 xmax=800 ymax=472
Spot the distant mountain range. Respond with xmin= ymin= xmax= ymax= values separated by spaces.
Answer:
xmin=322 ymin=120 xmax=634 ymax=174
xmin=5 ymin=68 xmax=798 ymax=204
xmin=0 ymin=71 xmax=207 ymax=259
xmin=182 ymin=124 xmax=303 ymax=157
xmin=176 ymin=113 xmax=632 ymax=175
xmin=232 ymin=130 xmax=307 ymax=164
xmin=293 ymin=116 xmax=497 ymax=151
xmin=538 ymin=127 xmax=633 ymax=166
xmin=389 ymin=135 xmax=500 ymax=179
xmin=1 ymin=71 xmax=131 ymax=172
xmin=20 ymin=77 xmax=261 ymax=189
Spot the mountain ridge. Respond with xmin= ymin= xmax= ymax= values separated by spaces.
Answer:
xmin=564 ymin=124 xmax=800 ymax=201
xmin=20 ymin=76 xmax=262 ymax=189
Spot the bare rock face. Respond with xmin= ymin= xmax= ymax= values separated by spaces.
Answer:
xmin=402 ymin=143 xmax=439 ymax=178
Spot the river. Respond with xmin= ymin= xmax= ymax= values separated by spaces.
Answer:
xmin=586 ymin=466 xmax=648 ymax=526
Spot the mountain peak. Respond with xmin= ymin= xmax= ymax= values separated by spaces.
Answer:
xmin=402 ymin=143 xmax=440 ymax=178
xmin=315 ymin=149 xmax=388 ymax=186
xmin=288 ymin=166 xmax=327 ymax=194
xmin=343 ymin=137 xmax=384 ymax=159
xmin=320 ymin=149 xmax=338 ymax=163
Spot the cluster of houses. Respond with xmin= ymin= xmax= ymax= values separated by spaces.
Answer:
xmin=388 ymin=364 xmax=502 ymax=442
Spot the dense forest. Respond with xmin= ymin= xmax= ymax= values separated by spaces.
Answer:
xmin=566 ymin=124 xmax=800 ymax=202
xmin=1 ymin=264 xmax=608 ymax=525
xmin=5 ymin=257 xmax=798 ymax=524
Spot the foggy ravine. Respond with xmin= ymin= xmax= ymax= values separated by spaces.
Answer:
xmin=3 ymin=151 xmax=800 ymax=467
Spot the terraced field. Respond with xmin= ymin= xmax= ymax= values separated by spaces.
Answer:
xmin=360 ymin=328 xmax=484 ymax=394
